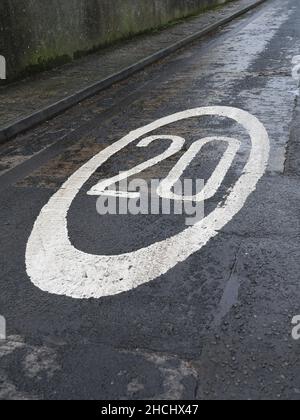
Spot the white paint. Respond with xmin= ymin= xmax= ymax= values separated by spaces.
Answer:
xmin=292 ymin=55 xmax=300 ymax=65
xmin=88 ymin=135 xmax=185 ymax=198
xmin=292 ymin=56 xmax=300 ymax=81
xmin=0 ymin=55 xmax=6 ymax=80
xmin=89 ymin=135 xmax=240 ymax=203
xmin=0 ymin=315 xmax=6 ymax=341
xmin=157 ymin=137 xmax=240 ymax=202
xmin=292 ymin=315 xmax=300 ymax=341
xmin=26 ymin=107 xmax=270 ymax=299
xmin=292 ymin=64 xmax=300 ymax=81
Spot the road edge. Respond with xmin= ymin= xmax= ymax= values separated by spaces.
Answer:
xmin=0 ymin=0 xmax=267 ymax=145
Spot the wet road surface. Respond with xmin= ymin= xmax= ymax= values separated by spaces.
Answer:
xmin=1 ymin=0 xmax=300 ymax=400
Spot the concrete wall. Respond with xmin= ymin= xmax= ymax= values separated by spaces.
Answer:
xmin=0 ymin=0 xmax=230 ymax=80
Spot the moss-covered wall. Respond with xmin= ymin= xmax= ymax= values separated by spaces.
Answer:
xmin=0 ymin=0 xmax=230 ymax=80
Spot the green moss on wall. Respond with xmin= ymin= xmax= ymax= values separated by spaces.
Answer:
xmin=0 ymin=0 xmax=230 ymax=81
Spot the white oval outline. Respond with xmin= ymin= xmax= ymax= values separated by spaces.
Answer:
xmin=26 ymin=107 xmax=270 ymax=299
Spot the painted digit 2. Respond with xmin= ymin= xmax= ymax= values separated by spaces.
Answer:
xmin=26 ymin=107 xmax=270 ymax=299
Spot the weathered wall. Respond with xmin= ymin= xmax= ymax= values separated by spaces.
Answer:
xmin=0 ymin=0 xmax=230 ymax=80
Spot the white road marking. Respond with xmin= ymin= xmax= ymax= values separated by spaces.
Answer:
xmin=88 ymin=135 xmax=185 ymax=198
xmin=292 ymin=55 xmax=300 ymax=65
xmin=292 ymin=56 xmax=300 ymax=81
xmin=157 ymin=137 xmax=240 ymax=202
xmin=89 ymin=135 xmax=240 ymax=202
xmin=292 ymin=64 xmax=300 ymax=81
xmin=26 ymin=107 xmax=270 ymax=299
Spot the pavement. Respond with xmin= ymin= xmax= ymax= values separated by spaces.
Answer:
xmin=0 ymin=0 xmax=300 ymax=400
xmin=0 ymin=0 xmax=264 ymax=142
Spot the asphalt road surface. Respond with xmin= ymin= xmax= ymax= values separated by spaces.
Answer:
xmin=1 ymin=0 xmax=300 ymax=400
